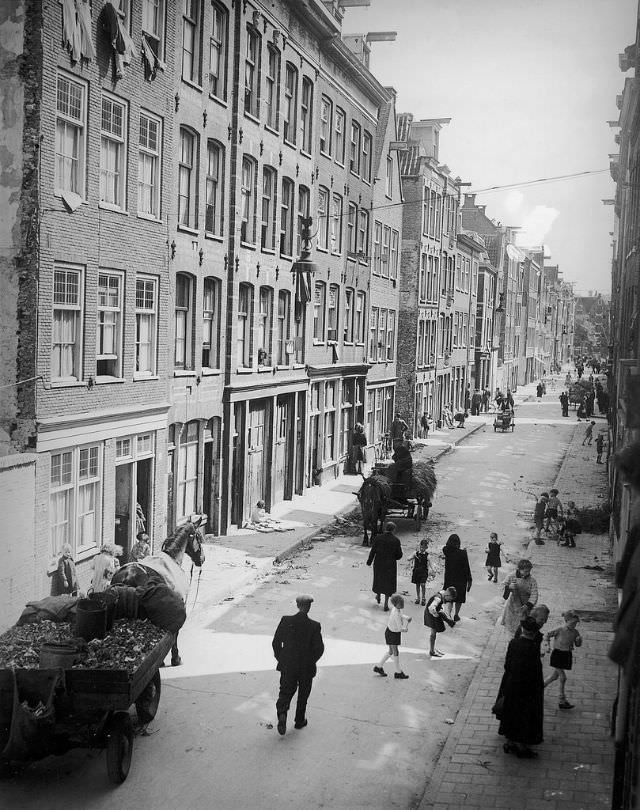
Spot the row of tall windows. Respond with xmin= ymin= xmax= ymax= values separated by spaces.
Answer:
xmin=372 ymin=222 xmax=400 ymax=279
xmin=368 ymin=307 xmax=396 ymax=363
xmin=418 ymin=253 xmax=440 ymax=304
xmin=55 ymin=73 xmax=163 ymax=219
xmin=52 ymin=265 xmax=158 ymax=382
xmin=423 ymin=187 xmax=444 ymax=239
xmin=179 ymin=128 xmax=225 ymax=234
xmin=313 ymin=282 xmax=366 ymax=345
xmin=319 ymin=96 xmax=372 ymax=184
xmin=416 ymin=319 xmax=438 ymax=367
xmin=174 ymin=274 xmax=222 ymax=371
xmin=235 ymin=283 xmax=304 ymax=369
xmin=452 ymin=311 xmax=470 ymax=348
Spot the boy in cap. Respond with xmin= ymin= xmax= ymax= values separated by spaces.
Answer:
xmin=272 ymin=595 xmax=325 ymax=736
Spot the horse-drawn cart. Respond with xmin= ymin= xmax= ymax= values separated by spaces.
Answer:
xmin=0 ymin=626 xmax=172 ymax=784
xmin=358 ymin=459 xmax=437 ymax=545
xmin=493 ymin=409 xmax=515 ymax=432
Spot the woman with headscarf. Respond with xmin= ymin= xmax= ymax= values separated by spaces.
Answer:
xmin=495 ymin=615 xmax=544 ymax=758
xmin=442 ymin=533 xmax=472 ymax=622
xmin=366 ymin=522 xmax=403 ymax=612
xmin=500 ymin=559 xmax=538 ymax=636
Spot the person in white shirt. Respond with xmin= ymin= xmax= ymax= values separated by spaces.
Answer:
xmin=373 ymin=594 xmax=412 ymax=679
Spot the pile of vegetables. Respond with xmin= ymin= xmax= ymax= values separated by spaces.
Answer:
xmin=0 ymin=619 xmax=166 ymax=672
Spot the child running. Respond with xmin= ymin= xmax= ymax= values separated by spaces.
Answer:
xmin=373 ymin=594 xmax=412 ymax=679
xmin=407 ymin=538 xmax=430 ymax=605
xmin=582 ymin=420 xmax=596 ymax=446
xmin=485 ymin=532 xmax=502 ymax=583
xmin=424 ymin=587 xmax=457 ymax=658
xmin=543 ymin=609 xmax=583 ymax=709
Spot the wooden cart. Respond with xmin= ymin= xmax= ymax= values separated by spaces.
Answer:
xmin=0 ymin=631 xmax=172 ymax=784
xmin=493 ymin=409 xmax=515 ymax=432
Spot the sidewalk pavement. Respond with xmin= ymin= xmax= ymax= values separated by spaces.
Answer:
xmin=418 ymin=383 xmax=616 ymax=810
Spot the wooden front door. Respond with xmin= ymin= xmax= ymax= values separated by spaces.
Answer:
xmin=273 ymin=395 xmax=291 ymax=504
xmin=246 ymin=402 xmax=266 ymax=521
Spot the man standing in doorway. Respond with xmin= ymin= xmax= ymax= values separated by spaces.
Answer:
xmin=272 ymin=595 xmax=325 ymax=735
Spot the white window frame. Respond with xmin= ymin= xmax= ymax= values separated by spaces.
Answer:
xmin=386 ymin=310 xmax=396 ymax=362
xmin=317 ymin=186 xmax=329 ymax=251
xmin=135 ymin=274 xmax=158 ymax=377
xmin=331 ymin=193 xmax=342 ymax=254
xmin=202 ymin=276 xmax=221 ymax=369
xmin=355 ymin=291 xmax=365 ymax=344
xmin=381 ymin=225 xmax=390 ymax=278
xmin=350 ymin=121 xmax=361 ymax=175
xmin=178 ymin=128 xmax=198 ymax=229
xmin=52 ymin=264 xmax=83 ymax=382
xmin=313 ymin=281 xmax=326 ymax=342
xmin=142 ymin=0 xmax=166 ymax=59
xmin=284 ymin=62 xmax=298 ymax=144
xmin=209 ymin=2 xmax=228 ymax=100
xmin=257 ymin=286 xmax=273 ymax=366
xmin=347 ymin=202 xmax=357 ymax=254
xmin=265 ymin=44 xmax=280 ymax=129
xmin=373 ymin=221 xmax=382 ymax=275
xmin=390 ymin=229 xmax=399 ymax=281
xmin=100 ymin=92 xmax=129 ymax=211
xmin=385 ymin=154 xmax=393 ymax=198
xmin=261 ymin=166 xmax=276 ymax=251
xmin=320 ymin=95 xmax=332 ymax=155
xmin=182 ymin=0 xmax=201 ymax=85
xmin=241 ymin=156 xmax=256 ymax=244
xmin=244 ymin=25 xmax=261 ymax=118
xmin=138 ymin=110 xmax=161 ymax=219
xmin=276 ymin=290 xmax=291 ymax=365
xmin=50 ymin=444 xmax=102 ymax=558
xmin=327 ymin=283 xmax=339 ymax=342
xmin=357 ymin=208 xmax=369 ymax=259
xmin=177 ymin=421 xmax=199 ymax=521
xmin=300 ymin=76 xmax=313 ymax=153
xmin=335 ymin=107 xmax=345 ymax=165
xmin=362 ymin=130 xmax=372 ymax=183
xmin=175 ymin=273 xmax=194 ymax=369
xmin=96 ymin=270 xmax=124 ymax=379
xmin=280 ymin=176 xmax=294 ymax=256
xmin=206 ymin=139 xmax=224 ymax=236
xmin=55 ymin=72 xmax=87 ymax=198
xmin=237 ymin=283 xmax=253 ymax=367
xmin=343 ymin=287 xmax=354 ymax=343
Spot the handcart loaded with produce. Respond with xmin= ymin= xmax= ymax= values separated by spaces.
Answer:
xmin=0 ymin=526 xmax=200 ymax=785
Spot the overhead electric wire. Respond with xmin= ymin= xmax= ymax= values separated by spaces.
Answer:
xmin=370 ymin=168 xmax=610 ymax=213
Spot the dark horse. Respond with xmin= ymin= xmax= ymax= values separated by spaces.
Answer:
xmin=357 ymin=477 xmax=389 ymax=547
xmin=111 ymin=521 xmax=205 ymax=665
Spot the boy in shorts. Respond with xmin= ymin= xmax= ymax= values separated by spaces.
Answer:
xmin=543 ymin=610 xmax=582 ymax=709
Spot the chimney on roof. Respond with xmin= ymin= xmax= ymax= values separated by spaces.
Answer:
xmin=478 ymin=205 xmax=486 ymax=215
xmin=464 ymin=193 xmax=476 ymax=207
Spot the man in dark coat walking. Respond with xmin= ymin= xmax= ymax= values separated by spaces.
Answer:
xmin=272 ymin=595 xmax=324 ymax=735
xmin=367 ymin=522 xmax=403 ymax=611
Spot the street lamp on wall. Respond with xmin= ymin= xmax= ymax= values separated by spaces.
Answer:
xmin=291 ymin=216 xmax=318 ymax=321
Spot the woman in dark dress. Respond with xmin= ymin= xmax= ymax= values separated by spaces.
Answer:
xmin=497 ymin=616 xmax=544 ymax=758
xmin=442 ymin=534 xmax=472 ymax=622
xmin=350 ymin=422 xmax=368 ymax=475
xmin=366 ymin=522 xmax=403 ymax=611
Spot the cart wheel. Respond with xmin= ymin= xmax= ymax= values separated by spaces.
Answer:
xmin=106 ymin=712 xmax=133 ymax=784
xmin=135 ymin=669 xmax=161 ymax=725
